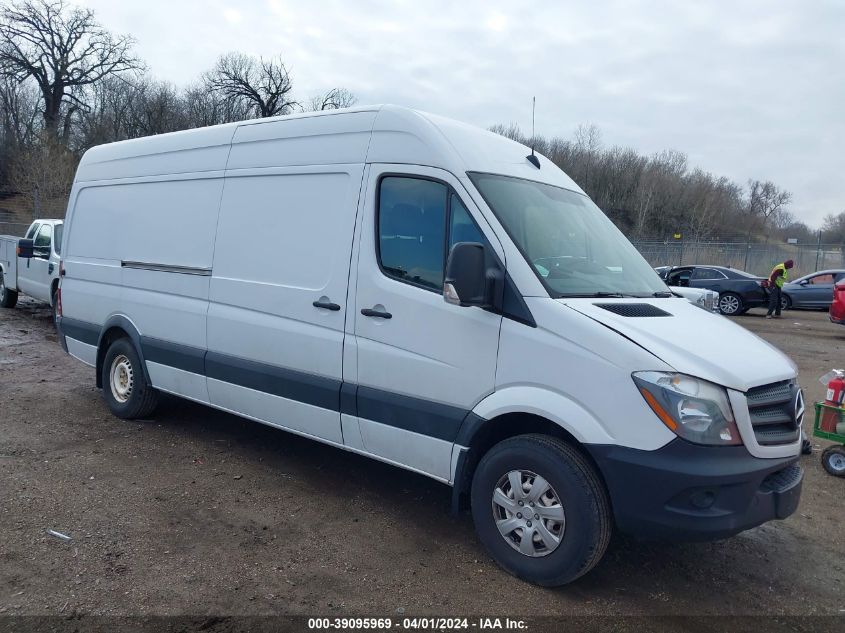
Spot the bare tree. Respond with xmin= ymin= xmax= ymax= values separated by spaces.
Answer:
xmin=304 ymin=87 xmax=357 ymax=112
xmin=0 ymin=0 xmax=141 ymax=140
xmin=747 ymin=179 xmax=792 ymax=225
xmin=0 ymin=74 xmax=38 ymax=146
xmin=9 ymin=133 xmax=76 ymax=218
xmin=822 ymin=212 xmax=845 ymax=244
xmin=183 ymin=82 xmax=251 ymax=128
xmin=488 ymin=122 xmax=523 ymax=142
xmin=206 ymin=52 xmax=296 ymax=119
xmin=0 ymin=75 xmax=38 ymax=186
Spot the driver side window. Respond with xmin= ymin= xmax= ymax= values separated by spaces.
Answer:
xmin=377 ymin=177 xmax=485 ymax=293
xmin=33 ymin=224 xmax=52 ymax=256
xmin=667 ymin=269 xmax=691 ymax=287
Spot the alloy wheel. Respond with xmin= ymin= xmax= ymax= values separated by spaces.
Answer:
xmin=719 ymin=295 xmax=740 ymax=315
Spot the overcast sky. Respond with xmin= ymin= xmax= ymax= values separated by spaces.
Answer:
xmin=73 ymin=0 xmax=844 ymax=229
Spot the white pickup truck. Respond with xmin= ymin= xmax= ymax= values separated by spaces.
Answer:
xmin=0 ymin=219 xmax=63 ymax=318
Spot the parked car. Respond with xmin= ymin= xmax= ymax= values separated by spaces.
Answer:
xmin=654 ymin=268 xmax=719 ymax=312
xmin=664 ymin=265 xmax=769 ymax=315
xmin=56 ymin=105 xmax=803 ymax=587
xmin=830 ymin=282 xmax=845 ymax=325
xmin=0 ymin=219 xmax=64 ymax=321
xmin=781 ymin=270 xmax=845 ymax=311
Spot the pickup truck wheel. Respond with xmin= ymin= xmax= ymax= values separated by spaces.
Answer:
xmin=101 ymin=338 xmax=159 ymax=419
xmin=0 ymin=271 xmax=18 ymax=308
xmin=51 ymin=288 xmax=58 ymax=330
xmin=470 ymin=434 xmax=611 ymax=586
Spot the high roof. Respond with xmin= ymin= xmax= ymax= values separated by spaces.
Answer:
xmin=74 ymin=104 xmax=584 ymax=195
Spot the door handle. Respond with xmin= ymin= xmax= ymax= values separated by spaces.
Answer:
xmin=313 ymin=300 xmax=341 ymax=311
xmin=361 ymin=308 xmax=392 ymax=319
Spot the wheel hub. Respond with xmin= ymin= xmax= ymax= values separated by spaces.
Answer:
xmin=491 ymin=469 xmax=566 ymax=557
xmin=830 ymin=453 xmax=845 ymax=472
xmin=109 ymin=355 xmax=134 ymax=403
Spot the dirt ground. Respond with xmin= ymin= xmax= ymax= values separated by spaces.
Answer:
xmin=1 ymin=298 xmax=844 ymax=618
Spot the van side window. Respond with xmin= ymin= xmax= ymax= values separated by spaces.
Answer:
xmin=378 ymin=177 xmax=448 ymax=291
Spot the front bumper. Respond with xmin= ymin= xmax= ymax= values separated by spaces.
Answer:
xmin=587 ymin=439 xmax=802 ymax=541
xmin=829 ymin=305 xmax=845 ymax=324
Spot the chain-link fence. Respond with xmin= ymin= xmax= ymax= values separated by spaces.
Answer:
xmin=631 ymin=240 xmax=845 ymax=277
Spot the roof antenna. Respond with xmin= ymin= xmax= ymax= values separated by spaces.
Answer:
xmin=526 ymin=96 xmax=540 ymax=169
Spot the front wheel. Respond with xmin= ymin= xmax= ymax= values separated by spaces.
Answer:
xmin=51 ymin=288 xmax=59 ymax=330
xmin=470 ymin=434 xmax=611 ymax=586
xmin=719 ymin=293 xmax=743 ymax=315
xmin=0 ymin=271 xmax=18 ymax=308
xmin=780 ymin=295 xmax=792 ymax=311
xmin=101 ymin=337 xmax=159 ymax=419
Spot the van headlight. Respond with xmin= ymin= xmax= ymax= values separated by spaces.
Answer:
xmin=632 ymin=371 xmax=742 ymax=446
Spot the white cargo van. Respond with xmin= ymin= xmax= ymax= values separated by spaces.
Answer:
xmin=57 ymin=105 xmax=804 ymax=586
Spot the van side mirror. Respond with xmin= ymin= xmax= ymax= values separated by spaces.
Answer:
xmin=17 ymin=238 xmax=34 ymax=259
xmin=444 ymin=242 xmax=491 ymax=307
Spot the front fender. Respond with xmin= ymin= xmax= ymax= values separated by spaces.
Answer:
xmin=470 ymin=386 xmax=615 ymax=445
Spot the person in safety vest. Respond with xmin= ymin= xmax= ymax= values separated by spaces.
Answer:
xmin=766 ymin=259 xmax=794 ymax=318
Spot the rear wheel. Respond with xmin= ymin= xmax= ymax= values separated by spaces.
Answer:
xmin=718 ymin=293 xmax=742 ymax=315
xmin=51 ymin=287 xmax=59 ymax=330
xmin=821 ymin=446 xmax=845 ymax=477
xmin=470 ymin=434 xmax=611 ymax=586
xmin=780 ymin=295 xmax=792 ymax=311
xmin=0 ymin=271 xmax=18 ymax=308
xmin=101 ymin=337 xmax=159 ymax=419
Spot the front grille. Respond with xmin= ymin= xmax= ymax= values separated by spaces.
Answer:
xmin=704 ymin=294 xmax=714 ymax=312
xmin=746 ymin=380 xmax=801 ymax=446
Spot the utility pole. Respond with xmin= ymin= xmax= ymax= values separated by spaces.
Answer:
xmin=815 ymin=230 xmax=822 ymax=272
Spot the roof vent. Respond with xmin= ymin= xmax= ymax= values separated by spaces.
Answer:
xmin=595 ymin=303 xmax=672 ymax=318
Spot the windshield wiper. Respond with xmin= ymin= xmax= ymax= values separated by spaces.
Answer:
xmin=651 ymin=291 xmax=674 ymax=298
xmin=559 ymin=292 xmax=631 ymax=298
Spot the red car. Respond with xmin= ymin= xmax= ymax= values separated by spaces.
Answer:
xmin=830 ymin=282 xmax=845 ymax=324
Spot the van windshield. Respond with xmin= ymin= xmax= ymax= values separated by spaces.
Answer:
xmin=468 ymin=173 xmax=669 ymax=298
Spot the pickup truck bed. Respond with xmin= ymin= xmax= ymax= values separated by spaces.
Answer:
xmin=0 ymin=235 xmax=19 ymax=291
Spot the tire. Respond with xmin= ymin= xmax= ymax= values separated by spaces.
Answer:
xmin=0 ymin=271 xmax=18 ymax=309
xmin=101 ymin=337 xmax=159 ymax=419
xmin=821 ymin=445 xmax=845 ymax=477
xmin=51 ymin=287 xmax=59 ymax=330
xmin=470 ymin=434 xmax=612 ymax=586
xmin=780 ymin=295 xmax=792 ymax=311
xmin=718 ymin=293 xmax=743 ymax=316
